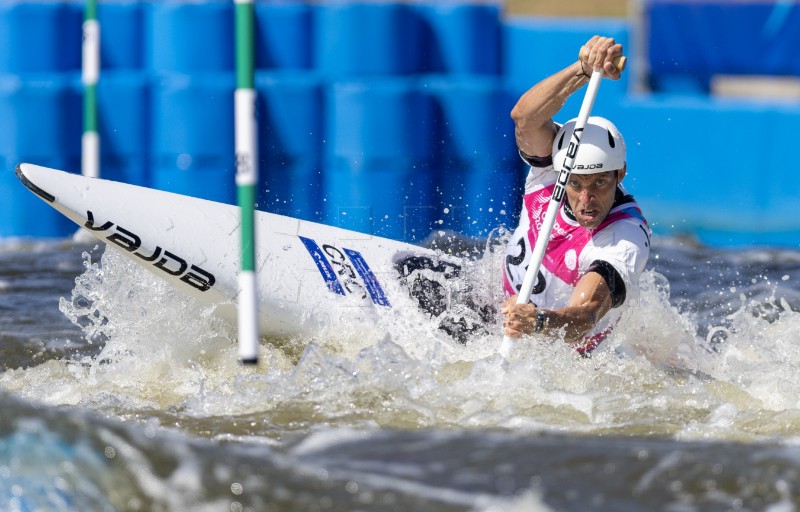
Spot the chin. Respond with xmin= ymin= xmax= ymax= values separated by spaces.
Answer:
xmin=579 ymin=219 xmax=603 ymax=230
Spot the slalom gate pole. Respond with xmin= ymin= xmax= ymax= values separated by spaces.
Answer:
xmin=82 ymin=0 xmax=99 ymax=179
xmin=499 ymin=57 xmax=625 ymax=359
xmin=234 ymin=0 xmax=260 ymax=365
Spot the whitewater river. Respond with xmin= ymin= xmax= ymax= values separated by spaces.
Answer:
xmin=3 ymin=233 xmax=800 ymax=511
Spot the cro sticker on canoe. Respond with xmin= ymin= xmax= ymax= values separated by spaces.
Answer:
xmin=299 ymin=236 xmax=390 ymax=307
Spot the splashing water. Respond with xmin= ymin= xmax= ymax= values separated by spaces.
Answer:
xmin=4 ymin=238 xmax=800 ymax=447
xmin=6 ymin=238 xmax=800 ymax=510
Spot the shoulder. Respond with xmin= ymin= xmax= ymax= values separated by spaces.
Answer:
xmin=521 ymin=152 xmax=556 ymax=193
xmin=520 ymin=122 xmax=565 ymax=192
xmin=595 ymin=192 xmax=651 ymax=251
xmin=595 ymin=216 xmax=651 ymax=251
xmin=582 ymin=217 xmax=651 ymax=282
xmin=520 ymin=150 xmax=552 ymax=168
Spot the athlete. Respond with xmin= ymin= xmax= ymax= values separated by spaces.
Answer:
xmin=501 ymin=35 xmax=651 ymax=355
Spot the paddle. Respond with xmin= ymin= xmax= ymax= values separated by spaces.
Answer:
xmin=498 ymin=56 xmax=625 ymax=359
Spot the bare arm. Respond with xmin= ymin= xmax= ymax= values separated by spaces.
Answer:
xmin=510 ymin=62 xmax=588 ymax=158
xmin=510 ymin=36 xmax=624 ymax=159
xmin=501 ymin=272 xmax=614 ymax=343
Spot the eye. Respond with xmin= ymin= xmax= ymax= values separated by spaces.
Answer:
xmin=595 ymin=178 xmax=608 ymax=187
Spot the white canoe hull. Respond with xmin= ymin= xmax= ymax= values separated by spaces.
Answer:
xmin=16 ymin=163 xmax=469 ymax=341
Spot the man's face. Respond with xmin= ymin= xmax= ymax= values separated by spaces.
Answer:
xmin=565 ymin=170 xmax=624 ymax=229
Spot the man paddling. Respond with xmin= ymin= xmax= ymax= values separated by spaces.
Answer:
xmin=501 ymin=35 xmax=651 ymax=355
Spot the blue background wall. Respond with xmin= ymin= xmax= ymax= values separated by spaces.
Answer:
xmin=0 ymin=0 xmax=798 ymax=247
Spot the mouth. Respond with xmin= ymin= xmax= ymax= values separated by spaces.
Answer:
xmin=577 ymin=207 xmax=600 ymax=225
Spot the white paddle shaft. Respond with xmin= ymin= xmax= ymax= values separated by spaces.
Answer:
xmin=499 ymin=69 xmax=605 ymax=358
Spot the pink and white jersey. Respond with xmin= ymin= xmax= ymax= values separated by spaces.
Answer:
xmin=503 ymin=160 xmax=651 ymax=354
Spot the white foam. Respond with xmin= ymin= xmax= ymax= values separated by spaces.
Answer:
xmin=6 ymin=240 xmax=800 ymax=444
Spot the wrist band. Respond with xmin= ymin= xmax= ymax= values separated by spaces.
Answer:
xmin=534 ymin=309 xmax=548 ymax=332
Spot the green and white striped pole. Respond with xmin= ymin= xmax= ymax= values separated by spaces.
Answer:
xmin=82 ymin=0 xmax=100 ymax=179
xmin=234 ymin=0 xmax=260 ymax=365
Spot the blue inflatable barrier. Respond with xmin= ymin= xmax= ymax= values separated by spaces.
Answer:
xmin=98 ymin=1 xmax=145 ymax=70
xmin=503 ymin=17 xmax=629 ymax=100
xmin=414 ymin=3 xmax=501 ymax=75
xmin=0 ymin=1 xmax=81 ymax=74
xmin=255 ymin=71 xmax=324 ymax=220
xmin=146 ymin=1 xmax=233 ymax=74
xmin=646 ymin=1 xmax=800 ymax=93
xmin=618 ymin=95 xmax=775 ymax=240
xmin=324 ymin=158 xmax=438 ymax=241
xmin=255 ymin=3 xmax=313 ymax=70
xmin=150 ymin=73 xmax=235 ymax=203
xmin=424 ymin=76 xmax=521 ymax=236
xmin=761 ymin=106 xmax=800 ymax=226
xmin=0 ymin=166 xmax=74 ymax=238
xmin=2 ymin=1 xmax=800 ymax=247
xmin=97 ymin=72 xmax=150 ymax=186
xmin=424 ymin=76 xmax=515 ymax=159
xmin=0 ymin=74 xmax=77 ymax=237
xmin=327 ymin=79 xmax=433 ymax=160
xmin=314 ymin=3 xmax=422 ymax=77
xmin=420 ymin=154 xmax=525 ymax=238
xmin=325 ymin=78 xmax=435 ymax=240
xmin=0 ymin=75 xmax=76 ymax=167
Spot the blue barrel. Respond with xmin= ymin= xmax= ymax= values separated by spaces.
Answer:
xmin=255 ymin=3 xmax=313 ymax=70
xmin=425 ymin=76 xmax=521 ymax=236
xmin=647 ymin=1 xmax=800 ymax=93
xmin=146 ymin=1 xmax=233 ymax=73
xmin=0 ymin=75 xmax=76 ymax=237
xmin=150 ymin=73 xmax=235 ymax=203
xmin=414 ymin=2 xmax=501 ymax=75
xmin=0 ymin=164 xmax=75 ymax=238
xmin=0 ymin=75 xmax=76 ymax=166
xmin=325 ymin=78 xmax=435 ymax=241
xmin=97 ymin=72 xmax=150 ymax=186
xmin=503 ymin=17 xmax=629 ymax=100
xmin=255 ymin=71 xmax=323 ymax=220
xmin=0 ymin=2 xmax=81 ymax=73
xmin=314 ymin=3 xmax=422 ymax=77
xmin=99 ymin=1 xmax=145 ymax=70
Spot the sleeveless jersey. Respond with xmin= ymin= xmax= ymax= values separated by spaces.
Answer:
xmin=503 ymin=157 xmax=651 ymax=354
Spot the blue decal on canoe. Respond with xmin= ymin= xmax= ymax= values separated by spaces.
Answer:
xmin=343 ymin=248 xmax=391 ymax=307
xmin=299 ymin=236 xmax=345 ymax=296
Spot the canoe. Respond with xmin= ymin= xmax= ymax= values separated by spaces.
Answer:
xmin=16 ymin=163 xmax=490 ymax=344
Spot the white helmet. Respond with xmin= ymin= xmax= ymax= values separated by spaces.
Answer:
xmin=552 ymin=116 xmax=625 ymax=175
